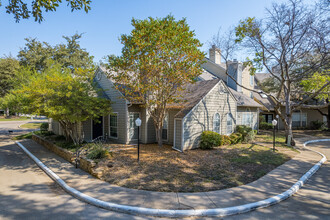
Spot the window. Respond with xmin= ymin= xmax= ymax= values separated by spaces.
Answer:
xmin=129 ymin=113 xmax=140 ymax=139
xmin=227 ymin=113 xmax=233 ymax=134
xmin=292 ymin=112 xmax=307 ymax=128
xmin=213 ymin=113 xmax=220 ymax=134
xmin=162 ymin=114 xmax=168 ymax=140
xmin=250 ymin=91 xmax=254 ymax=98
xmin=250 ymin=74 xmax=254 ymax=86
xmin=242 ymin=112 xmax=252 ymax=127
xmin=109 ymin=113 xmax=118 ymax=138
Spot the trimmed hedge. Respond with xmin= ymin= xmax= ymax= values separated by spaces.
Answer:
xmin=200 ymin=131 xmax=222 ymax=149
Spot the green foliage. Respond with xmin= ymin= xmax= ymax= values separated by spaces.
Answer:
xmin=40 ymin=122 xmax=49 ymax=132
xmin=87 ymin=145 xmax=109 ymax=160
xmin=229 ymin=133 xmax=242 ymax=144
xmin=310 ymin=120 xmax=325 ymax=130
xmin=7 ymin=63 xmax=111 ymax=144
xmin=301 ymin=71 xmax=330 ymax=101
xmin=57 ymin=141 xmax=78 ymax=150
xmin=0 ymin=57 xmax=20 ymax=97
xmin=200 ymin=131 xmax=222 ymax=150
xmin=18 ymin=34 xmax=94 ymax=72
xmin=108 ymin=15 xmax=205 ymax=147
xmin=222 ymin=135 xmax=231 ymax=145
xmin=260 ymin=122 xmax=272 ymax=130
xmin=236 ymin=125 xmax=255 ymax=143
xmin=3 ymin=0 xmax=91 ymax=23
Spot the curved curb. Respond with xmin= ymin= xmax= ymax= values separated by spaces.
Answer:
xmin=15 ymin=139 xmax=328 ymax=218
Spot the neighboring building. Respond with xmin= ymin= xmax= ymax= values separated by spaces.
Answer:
xmin=201 ymin=46 xmax=261 ymax=130
xmin=253 ymin=73 xmax=328 ymax=129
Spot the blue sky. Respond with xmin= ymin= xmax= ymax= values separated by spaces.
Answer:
xmin=1 ymin=0 xmax=283 ymax=63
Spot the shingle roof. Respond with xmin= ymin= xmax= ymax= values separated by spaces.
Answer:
xmin=228 ymin=88 xmax=262 ymax=108
xmin=168 ymin=79 xmax=220 ymax=118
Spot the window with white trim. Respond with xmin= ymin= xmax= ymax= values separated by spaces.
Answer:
xmin=109 ymin=113 xmax=118 ymax=138
xmin=292 ymin=112 xmax=307 ymax=127
xmin=242 ymin=112 xmax=252 ymax=127
xmin=227 ymin=113 xmax=234 ymax=134
xmin=213 ymin=113 xmax=220 ymax=134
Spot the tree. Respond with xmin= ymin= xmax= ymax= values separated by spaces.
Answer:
xmin=107 ymin=15 xmax=205 ymax=147
xmin=10 ymin=62 xmax=111 ymax=145
xmin=0 ymin=57 xmax=20 ymax=116
xmin=301 ymin=71 xmax=330 ymax=128
xmin=2 ymin=0 xmax=91 ymax=23
xmin=18 ymin=33 xmax=93 ymax=72
xmin=233 ymin=0 xmax=329 ymax=145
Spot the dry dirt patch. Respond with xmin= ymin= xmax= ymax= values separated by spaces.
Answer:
xmin=97 ymin=143 xmax=298 ymax=192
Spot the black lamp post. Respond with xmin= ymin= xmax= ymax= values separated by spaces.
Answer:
xmin=135 ymin=117 xmax=141 ymax=162
xmin=272 ymin=119 xmax=278 ymax=152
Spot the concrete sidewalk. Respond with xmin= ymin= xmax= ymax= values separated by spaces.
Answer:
xmin=17 ymin=137 xmax=323 ymax=212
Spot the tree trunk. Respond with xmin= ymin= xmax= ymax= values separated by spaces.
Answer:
xmin=156 ymin=127 xmax=163 ymax=147
xmin=327 ymin=99 xmax=330 ymax=130
xmin=5 ymin=108 xmax=9 ymax=118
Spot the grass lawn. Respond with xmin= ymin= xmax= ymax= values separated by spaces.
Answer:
xmin=0 ymin=116 xmax=30 ymax=121
xmin=96 ymin=142 xmax=297 ymax=192
xmin=20 ymin=122 xmax=42 ymax=129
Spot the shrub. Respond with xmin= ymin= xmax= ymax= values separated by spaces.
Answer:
xmin=57 ymin=141 xmax=77 ymax=150
xmin=236 ymin=125 xmax=255 ymax=143
xmin=229 ymin=133 xmax=242 ymax=144
xmin=310 ymin=120 xmax=324 ymax=130
xmin=222 ymin=135 xmax=231 ymax=145
xmin=40 ymin=122 xmax=49 ymax=132
xmin=259 ymin=122 xmax=273 ymax=130
xmin=87 ymin=145 xmax=110 ymax=160
xmin=200 ymin=131 xmax=222 ymax=149
xmin=54 ymin=135 xmax=66 ymax=141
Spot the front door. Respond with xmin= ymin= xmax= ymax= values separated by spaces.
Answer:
xmin=129 ymin=113 xmax=140 ymax=140
xmin=92 ymin=116 xmax=103 ymax=139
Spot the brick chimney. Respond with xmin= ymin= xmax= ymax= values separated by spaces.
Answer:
xmin=209 ymin=45 xmax=221 ymax=65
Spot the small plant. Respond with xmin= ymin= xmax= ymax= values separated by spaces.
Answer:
xmin=229 ymin=133 xmax=242 ymax=144
xmin=200 ymin=131 xmax=222 ymax=149
xmin=54 ymin=135 xmax=66 ymax=141
xmin=87 ymin=145 xmax=110 ymax=160
xmin=57 ymin=141 xmax=78 ymax=150
xmin=259 ymin=122 xmax=273 ymax=130
xmin=236 ymin=125 xmax=255 ymax=143
xmin=40 ymin=122 xmax=49 ymax=132
xmin=310 ymin=120 xmax=324 ymax=130
xmin=221 ymin=135 xmax=231 ymax=145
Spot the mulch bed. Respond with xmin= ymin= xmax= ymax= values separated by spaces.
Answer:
xmin=96 ymin=143 xmax=298 ymax=192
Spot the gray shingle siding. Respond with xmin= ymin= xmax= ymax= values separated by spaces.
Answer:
xmin=174 ymin=119 xmax=182 ymax=151
xmin=182 ymin=81 xmax=237 ymax=151
xmin=95 ymin=68 xmax=127 ymax=144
